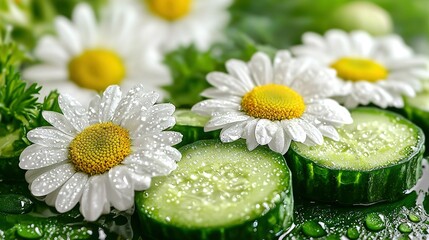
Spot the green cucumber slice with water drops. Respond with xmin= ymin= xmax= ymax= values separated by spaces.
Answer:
xmin=136 ymin=139 xmax=294 ymax=240
xmin=403 ymin=81 xmax=429 ymax=154
xmin=286 ymin=107 xmax=425 ymax=204
xmin=171 ymin=109 xmax=219 ymax=148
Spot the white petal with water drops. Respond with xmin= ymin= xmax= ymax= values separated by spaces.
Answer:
xmin=31 ymin=163 xmax=75 ymax=196
xmin=56 ymin=172 xmax=88 ymax=213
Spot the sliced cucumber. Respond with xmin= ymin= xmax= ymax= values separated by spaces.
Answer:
xmin=136 ymin=140 xmax=294 ymax=240
xmin=171 ymin=109 xmax=219 ymax=148
xmin=403 ymin=85 xmax=429 ymax=155
xmin=286 ymin=107 xmax=424 ymax=204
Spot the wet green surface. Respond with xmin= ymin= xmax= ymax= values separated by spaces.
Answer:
xmin=0 ymin=159 xmax=428 ymax=239
xmin=284 ymin=159 xmax=429 ymax=239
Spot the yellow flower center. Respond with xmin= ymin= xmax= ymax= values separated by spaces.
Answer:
xmin=69 ymin=122 xmax=131 ymax=176
xmin=330 ymin=57 xmax=388 ymax=82
xmin=68 ymin=49 xmax=126 ymax=92
xmin=241 ymin=84 xmax=305 ymax=121
xmin=146 ymin=0 xmax=192 ymax=21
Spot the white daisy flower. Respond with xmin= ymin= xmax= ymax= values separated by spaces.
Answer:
xmin=292 ymin=29 xmax=429 ymax=108
xmin=19 ymin=84 xmax=182 ymax=221
xmin=118 ymin=0 xmax=232 ymax=51
xmin=192 ymin=51 xmax=353 ymax=154
xmin=23 ymin=3 xmax=170 ymax=105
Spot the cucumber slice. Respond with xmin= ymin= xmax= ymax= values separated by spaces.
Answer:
xmin=403 ymin=86 xmax=429 ymax=155
xmin=136 ymin=140 xmax=294 ymax=240
xmin=171 ymin=109 xmax=219 ymax=148
xmin=286 ymin=107 xmax=425 ymax=204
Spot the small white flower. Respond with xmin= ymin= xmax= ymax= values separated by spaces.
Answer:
xmin=118 ymin=0 xmax=232 ymax=51
xmin=192 ymin=51 xmax=352 ymax=154
xmin=19 ymin=85 xmax=182 ymax=221
xmin=23 ymin=3 xmax=170 ymax=105
xmin=292 ymin=29 xmax=429 ymax=108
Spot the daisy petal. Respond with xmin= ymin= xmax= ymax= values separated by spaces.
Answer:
xmin=73 ymin=3 xmax=97 ymax=47
xmin=123 ymin=151 xmax=177 ymax=176
xmin=80 ymin=175 xmax=107 ymax=221
xmin=274 ymin=50 xmax=292 ymax=66
xmin=192 ymin=99 xmax=240 ymax=115
xmin=244 ymin=119 xmax=259 ymax=151
xmin=318 ymin=125 xmax=340 ymax=141
xmin=88 ymin=95 xmax=101 ymax=125
xmin=133 ymin=131 xmax=182 ymax=150
xmin=56 ymin=172 xmax=88 ymax=213
xmin=220 ymin=122 xmax=246 ymax=142
xmin=27 ymin=127 xmax=73 ymax=148
xmin=42 ymin=111 xmax=77 ymax=136
xmin=249 ymin=52 xmax=273 ymax=86
xmin=226 ymin=59 xmax=254 ymax=88
xmin=113 ymin=86 xmax=159 ymax=124
xmin=129 ymin=171 xmax=151 ymax=191
xmin=54 ymin=16 xmax=82 ymax=55
xmin=306 ymin=99 xmax=353 ymax=124
xmin=31 ymin=163 xmax=74 ymax=196
xmin=255 ymin=119 xmax=278 ymax=145
xmin=58 ymin=95 xmax=88 ymax=131
xmin=107 ymin=166 xmax=134 ymax=211
xmin=25 ymin=163 xmax=61 ymax=183
xmin=19 ymin=144 xmax=68 ymax=170
xmin=205 ymin=113 xmax=249 ymax=131
xmin=268 ymin=125 xmax=286 ymax=154
xmin=45 ymin=188 xmax=60 ymax=207
xmin=206 ymin=72 xmax=250 ymax=95
xmin=34 ymin=36 xmax=69 ymax=64
xmin=299 ymin=119 xmax=324 ymax=145
xmin=22 ymin=65 xmax=68 ymax=82
xmin=282 ymin=119 xmax=306 ymax=143
xmin=99 ymin=85 xmax=122 ymax=122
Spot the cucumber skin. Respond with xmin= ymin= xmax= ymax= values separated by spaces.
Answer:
xmin=286 ymin=145 xmax=424 ymax=204
xmin=170 ymin=124 xmax=219 ymax=148
xmin=402 ymin=103 xmax=429 ymax=156
xmin=136 ymin=186 xmax=293 ymax=240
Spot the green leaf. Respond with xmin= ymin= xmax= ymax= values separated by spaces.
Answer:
xmin=0 ymin=35 xmax=60 ymax=157
xmin=163 ymin=32 xmax=276 ymax=108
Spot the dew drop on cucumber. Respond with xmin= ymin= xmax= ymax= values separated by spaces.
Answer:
xmin=365 ymin=213 xmax=386 ymax=231
xmin=398 ymin=222 xmax=412 ymax=233
xmin=301 ymin=221 xmax=327 ymax=237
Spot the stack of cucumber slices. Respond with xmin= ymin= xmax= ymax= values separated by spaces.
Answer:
xmin=136 ymin=108 xmax=426 ymax=239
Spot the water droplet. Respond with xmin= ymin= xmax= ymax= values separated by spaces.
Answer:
xmin=0 ymin=194 xmax=33 ymax=214
xmin=408 ymin=213 xmax=420 ymax=223
xmin=397 ymin=235 xmax=411 ymax=240
xmin=346 ymin=226 xmax=360 ymax=239
xmin=301 ymin=221 xmax=327 ymax=237
xmin=365 ymin=213 xmax=386 ymax=231
xmin=398 ymin=222 xmax=412 ymax=233
xmin=16 ymin=224 xmax=44 ymax=239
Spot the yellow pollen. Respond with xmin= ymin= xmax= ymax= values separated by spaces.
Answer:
xmin=146 ymin=0 xmax=192 ymax=21
xmin=241 ymin=84 xmax=305 ymax=121
xmin=68 ymin=49 xmax=126 ymax=91
xmin=330 ymin=57 xmax=388 ymax=82
xmin=69 ymin=122 xmax=131 ymax=176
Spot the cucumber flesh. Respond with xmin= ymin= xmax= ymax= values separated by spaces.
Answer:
xmin=293 ymin=108 xmax=422 ymax=170
xmin=136 ymin=140 xmax=294 ymax=239
xmin=406 ymin=91 xmax=429 ymax=112
xmin=171 ymin=109 xmax=219 ymax=148
xmin=287 ymin=108 xmax=425 ymax=204
xmin=174 ymin=109 xmax=211 ymax=127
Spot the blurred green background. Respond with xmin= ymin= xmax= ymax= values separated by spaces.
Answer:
xmin=2 ymin=0 xmax=429 ymax=51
